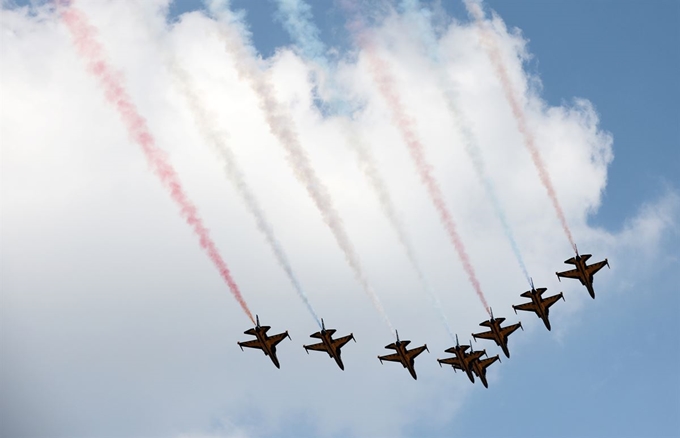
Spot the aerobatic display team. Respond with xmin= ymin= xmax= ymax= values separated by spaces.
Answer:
xmin=35 ymin=0 xmax=610 ymax=385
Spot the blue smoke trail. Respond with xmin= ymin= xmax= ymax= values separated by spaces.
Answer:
xmin=400 ymin=0 xmax=532 ymax=286
xmin=274 ymin=0 xmax=456 ymax=340
xmin=172 ymin=62 xmax=322 ymax=328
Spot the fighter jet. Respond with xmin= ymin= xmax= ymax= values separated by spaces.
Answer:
xmin=237 ymin=315 xmax=291 ymax=369
xmin=512 ymin=280 xmax=565 ymax=331
xmin=303 ymin=319 xmax=356 ymax=370
xmin=472 ymin=308 xmax=523 ymax=358
xmin=556 ymin=246 xmax=609 ymax=299
xmin=377 ymin=331 xmax=428 ymax=380
xmin=470 ymin=354 xmax=501 ymax=388
xmin=437 ymin=335 xmax=487 ymax=383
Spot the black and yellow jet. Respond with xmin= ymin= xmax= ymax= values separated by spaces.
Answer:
xmin=470 ymin=354 xmax=501 ymax=388
xmin=437 ymin=335 xmax=487 ymax=383
xmin=237 ymin=315 xmax=291 ymax=369
xmin=556 ymin=247 xmax=609 ymax=299
xmin=472 ymin=308 xmax=523 ymax=358
xmin=303 ymin=319 xmax=356 ymax=370
xmin=377 ymin=331 xmax=428 ymax=380
xmin=512 ymin=281 xmax=564 ymax=331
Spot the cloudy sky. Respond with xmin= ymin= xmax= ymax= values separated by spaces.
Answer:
xmin=1 ymin=0 xmax=678 ymax=437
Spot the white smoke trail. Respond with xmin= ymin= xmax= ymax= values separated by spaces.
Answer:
xmin=342 ymin=121 xmax=456 ymax=340
xmin=401 ymin=0 xmax=532 ymax=286
xmin=207 ymin=0 xmax=395 ymax=335
xmin=170 ymin=61 xmax=322 ymax=327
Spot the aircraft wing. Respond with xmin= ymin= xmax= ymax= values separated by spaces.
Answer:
xmin=586 ymin=260 xmax=608 ymax=277
xmin=556 ymin=268 xmax=580 ymax=280
xmin=500 ymin=323 xmax=522 ymax=338
xmin=304 ymin=342 xmax=328 ymax=353
xmin=238 ymin=339 xmax=264 ymax=351
xmin=472 ymin=329 xmax=496 ymax=341
xmin=543 ymin=293 xmax=564 ymax=309
xmin=267 ymin=332 xmax=290 ymax=348
xmin=563 ymin=256 xmax=578 ymax=265
xmin=513 ymin=302 xmax=538 ymax=313
xmin=378 ymin=353 xmax=402 ymax=363
xmin=332 ymin=335 xmax=354 ymax=349
xmin=438 ymin=357 xmax=464 ymax=370
xmin=477 ymin=356 xmax=499 ymax=371
xmin=406 ymin=345 xmax=428 ymax=361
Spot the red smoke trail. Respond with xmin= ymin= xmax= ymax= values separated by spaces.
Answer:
xmin=466 ymin=0 xmax=577 ymax=253
xmin=60 ymin=5 xmax=255 ymax=324
xmin=362 ymin=39 xmax=490 ymax=314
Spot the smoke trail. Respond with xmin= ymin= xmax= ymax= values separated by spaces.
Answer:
xmin=171 ymin=63 xmax=321 ymax=328
xmin=275 ymin=0 xmax=455 ymax=340
xmin=60 ymin=4 xmax=255 ymax=324
xmin=464 ymin=0 xmax=577 ymax=253
xmin=344 ymin=4 xmax=491 ymax=314
xmin=401 ymin=0 xmax=531 ymax=286
xmin=207 ymin=0 xmax=394 ymax=335
xmin=344 ymin=121 xmax=455 ymax=339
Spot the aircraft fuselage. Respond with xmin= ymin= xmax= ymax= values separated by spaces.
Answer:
xmin=528 ymin=291 xmax=552 ymax=330
xmin=254 ymin=330 xmax=280 ymax=368
xmin=319 ymin=332 xmax=344 ymax=370
xmin=394 ymin=344 xmax=418 ymax=379
xmin=451 ymin=347 xmax=477 ymax=383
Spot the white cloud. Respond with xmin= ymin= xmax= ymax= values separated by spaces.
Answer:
xmin=1 ymin=2 xmax=676 ymax=437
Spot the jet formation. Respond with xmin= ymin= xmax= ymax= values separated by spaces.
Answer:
xmin=236 ymin=250 xmax=609 ymax=387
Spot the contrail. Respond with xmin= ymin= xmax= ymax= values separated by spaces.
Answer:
xmin=60 ymin=4 xmax=255 ymax=324
xmin=400 ymin=0 xmax=531 ymax=286
xmin=274 ymin=0 xmax=455 ymax=339
xmin=344 ymin=1 xmax=491 ymax=315
xmin=207 ymin=0 xmax=394 ymax=335
xmin=464 ymin=0 xmax=577 ymax=253
xmin=170 ymin=62 xmax=321 ymax=328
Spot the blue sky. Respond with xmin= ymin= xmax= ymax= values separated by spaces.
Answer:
xmin=2 ymin=1 xmax=679 ymax=437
